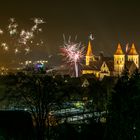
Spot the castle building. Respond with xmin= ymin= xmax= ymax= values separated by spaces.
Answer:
xmin=82 ymin=41 xmax=139 ymax=79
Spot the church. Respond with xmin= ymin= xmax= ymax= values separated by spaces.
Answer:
xmin=82 ymin=41 xmax=139 ymax=79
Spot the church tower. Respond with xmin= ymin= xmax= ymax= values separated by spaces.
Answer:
xmin=114 ymin=43 xmax=125 ymax=75
xmin=127 ymin=43 xmax=139 ymax=68
xmin=86 ymin=41 xmax=95 ymax=66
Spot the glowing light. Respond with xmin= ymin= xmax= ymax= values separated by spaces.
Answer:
xmin=14 ymin=48 xmax=19 ymax=54
xmin=4 ymin=46 xmax=9 ymax=51
xmin=89 ymin=33 xmax=94 ymax=40
xmin=41 ymin=40 xmax=44 ymax=44
xmin=1 ymin=43 xmax=7 ymax=47
xmin=0 ymin=66 xmax=8 ymax=75
xmin=25 ymin=60 xmax=32 ymax=65
xmin=38 ymin=28 xmax=42 ymax=32
xmin=0 ymin=29 xmax=3 ymax=34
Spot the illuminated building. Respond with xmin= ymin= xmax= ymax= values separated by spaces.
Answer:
xmin=86 ymin=41 xmax=95 ymax=65
xmin=114 ymin=43 xmax=125 ymax=75
xmin=127 ymin=43 xmax=139 ymax=68
xmin=82 ymin=41 xmax=139 ymax=79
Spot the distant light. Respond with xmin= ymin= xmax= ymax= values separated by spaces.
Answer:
xmin=36 ymin=63 xmax=44 ymax=68
xmin=0 ymin=29 xmax=3 ymax=34
xmin=24 ymin=108 xmax=28 ymax=111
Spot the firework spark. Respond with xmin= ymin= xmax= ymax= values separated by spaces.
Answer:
xmin=0 ymin=18 xmax=45 ymax=55
xmin=25 ymin=47 xmax=30 ymax=54
xmin=34 ymin=18 xmax=45 ymax=24
xmin=14 ymin=48 xmax=19 ymax=54
xmin=1 ymin=43 xmax=9 ymax=51
xmin=19 ymin=30 xmax=34 ymax=45
xmin=31 ymin=18 xmax=45 ymax=33
xmin=60 ymin=38 xmax=84 ymax=77
xmin=8 ymin=18 xmax=18 ymax=36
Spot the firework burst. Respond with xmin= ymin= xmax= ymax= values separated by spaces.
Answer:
xmin=60 ymin=38 xmax=84 ymax=77
xmin=0 ymin=17 xmax=46 ymax=55
xmin=8 ymin=18 xmax=18 ymax=36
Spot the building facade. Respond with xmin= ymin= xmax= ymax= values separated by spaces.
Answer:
xmin=82 ymin=41 xmax=139 ymax=79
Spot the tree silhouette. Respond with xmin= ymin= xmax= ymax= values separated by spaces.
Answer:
xmin=105 ymin=69 xmax=140 ymax=139
xmin=4 ymin=73 xmax=65 ymax=140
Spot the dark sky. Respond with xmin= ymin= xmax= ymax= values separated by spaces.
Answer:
xmin=1 ymin=0 xmax=140 ymax=66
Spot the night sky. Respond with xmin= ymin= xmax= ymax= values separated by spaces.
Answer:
xmin=0 ymin=0 xmax=140 ymax=67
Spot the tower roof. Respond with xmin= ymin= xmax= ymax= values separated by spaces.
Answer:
xmin=128 ymin=43 xmax=138 ymax=55
xmin=114 ymin=43 xmax=124 ymax=55
xmin=86 ymin=41 xmax=93 ymax=56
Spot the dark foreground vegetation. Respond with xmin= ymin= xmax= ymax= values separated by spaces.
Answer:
xmin=0 ymin=110 xmax=34 ymax=140
xmin=0 ymin=69 xmax=140 ymax=140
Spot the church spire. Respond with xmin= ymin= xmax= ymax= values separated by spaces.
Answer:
xmin=127 ymin=43 xmax=139 ymax=68
xmin=86 ymin=41 xmax=93 ymax=56
xmin=114 ymin=43 xmax=125 ymax=75
xmin=114 ymin=43 xmax=124 ymax=55
xmin=86 ymin=40 xmax=94 ymax=66
xmin=128 ymin=43 xmax=138 ymax=55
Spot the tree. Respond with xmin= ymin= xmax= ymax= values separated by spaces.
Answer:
xmin=4 ymin=73 xmax=65 ymax=140
xmin=87 ymin=77 xmax=105 ymax=112
xmin=128 ymin=69 xmax=140 ymax=139
xmin=105 ymin=69 xmax=140 ymax=139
